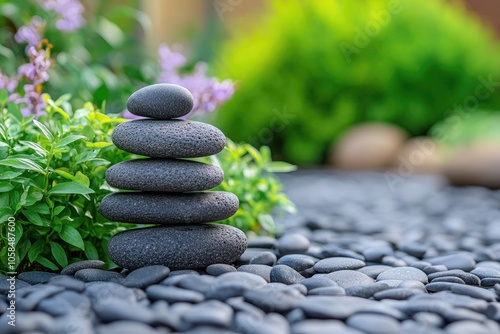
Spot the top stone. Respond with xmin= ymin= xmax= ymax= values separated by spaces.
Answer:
xmin=126 ymin=84 xmax=194 ymax=119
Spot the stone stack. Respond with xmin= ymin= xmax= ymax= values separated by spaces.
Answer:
xmin=100 ymin=84 xmax=247 ymax=270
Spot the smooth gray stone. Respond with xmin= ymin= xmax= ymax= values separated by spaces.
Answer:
xmin=74 ymin=269 xmax=124 ymax=282
xmin=377 ymin=279 xmax=403 ymax=288
xmin=411 ymin=293 xmax=488 ymax=313
xmin=238 ymin=248 xmax=278 ymax=265
xmin=426 ymin=254 xmax=476 ymax=272
xmin=0 ymin=311 xmax=53 ymax=334
xmin=127 ymin=83 xmax=193 ymax=119
xmin=300 ymin=276 xmax=337 ymax=291
xmin=100 ymin=191 xmax=239 ymax=225
xmin=61 ymin=260 xmax=105 ymax=275
xmin=244 ymin=288 xmax=305 ymax=313
xmin=486 ymin=303 xmax=500 ymax=321
xmin=299 ymin=296 xmax=377 ymax=320
xmin=326 ymin=270 xmax=375 ymax=289
xmin=51 ymin=313 xmax=94 ymax=334
xmin=235 ymin=312 xmax=289 ymax=334
xmin=249 ymin=251 xmax=278 ymax=266
xmin=123 ymin=265 xmax=170 ymax=289
xmin=425 ymin=282 xmax=459 ymax=292
xmin=399 ymin=242 xmax=427 ymax=258
xmin=446 ymin=320 xmax=498 ymax=334
xmin=481 ymin=277 xmax=500 ymax=286
xmin=0 ymin=275 xmax=30 ymax=294
xmin=37 ymin=290 xmax=92 ymax=317
xmin=206 ymin=264 xmax=237 ymax=276
xmin=412 ymin=312 xmax=444 ymax=327
xmin=314 ymin=257 xmax=365 ymax=273
xmin=441 ymin=307 xmax=486 ymax=323
xmin=112 ymin=120 xmax=226 ymax=158
xmin=216 ymin=272 xmax=267 ymax=289
xmin=17 ymin=285 xmax=65 ymax=311
xmin=399 ymin=321 xmax=445 ymax=334
xmin=169 ymin=270 xmax=200 ymax=276
xmin=182 ymin=300 xmax=233 ymax=328
xmin=96 ymin=299 xmax=155 ymax=323
xmin=176 ymin=275 xmax=216 ymax=294
xmin=381 ymin=256 xmax=407 ymax=267
xmin=346 ymin=314 xmax=400 ymax=334
xmin=270 ymin=265 xmax=304 ymax=284
xmin=287 ymin=308 xmax=306 ymax=324
xmin=276 ymin=254 xmax=318 ymax=272
xmin=373 ymin=288 xmax=425 ymax=300
xmin=320 ymin=245 xmax=365 ymax=261
xmin=226 ymin=297 xmax=266 ymax=319
xmin=18 ymin=271 xmax=58 ymax=284
xmin=398 ymin=280 xmax=426 ymax=292
xmin=358 ymin=265 xmax=392 ymax=278
xmin=428 ymin=270 xmax=480 ymax=285
xmin=108 ymin=225 xmax=247 ymax=270
xmin=363 ymin=247 xmax=393 ymax=262
xmin=146 ymin=285 xmax=204 ymax=303
xmin=376 ymin=267 xmax=428 ymax=284
xmin=471 ymin=267 xmax=500 ymax=279
xmin=450 ymin=284 xmax=496 ymax=302
xmin=96 ymin=321 xmax=161 ymax=334
xmin=423 ymin=265 xmax=448 ymax=275
xmin=355 ymin=303 xmax=407 ymax=320
xmin=106 ymin=158 xmax=223 ymax=192
xmin=205 ymin=282 xmax=248 ymax=301
xmin=431 ymin=276 xmax=466 ymax=284
xmin=292 ymin=320 xmax=364 ymax=334
xmin=247 ymin=236 xmax=277 ymax=249
xmin=48 ymin=275 xmax=86 ymax=292
xmin=238 ymin=265 xmax=272 ymax=282
xmin=308 ymin=286 xmax=346 ymax=296
xmin=345 ymin=282 xmax=390 ymax=298
xmin=276 ymin=233 xmax=310 ymax=255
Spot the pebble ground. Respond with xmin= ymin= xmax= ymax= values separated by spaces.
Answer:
xmin=2 ymin=170 xmax=500 ymax=334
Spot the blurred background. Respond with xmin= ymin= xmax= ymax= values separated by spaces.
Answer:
xmin=3 ymin=0 xmax=500 ymax=188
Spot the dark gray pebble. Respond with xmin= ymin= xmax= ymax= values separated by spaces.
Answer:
xmin=313 ymin=257 xmax=365 ymax=273
xmin=106 ymin=158 xmax=223 ymax=192
xmin=74 ymin=269 xmax=124 ymax=282
xmin=431 ymin=276 xmax=466 ymax=284
xmin=84 ymin=282 xmax=137 ymax=310
xmin=422 ymin=265 xmax=448 ymax=275
xmin=346 ymin=314 xmax=400 ymax=334
xmin=300 ymin=276 xmax=337 ymax=291
xmin=112 ymin=119 xmax=226 ymax=158
xmin=17 ymin=271 xmax=58 ymax=285
xmin=373 ymin=288 xmax=424 ymax=300
xmin=249 ymin=251 xmax=277 ymax=266
xmin=276 ymin=254 xmax=318 ymax=272
xmin=96 ymin=299 xmax=155 ymax=323
xmin=108 ymin=225 xmax=247 ymax=270
xmin=100 ymin=191 xmax=239 ymax=225
xmin=126 ymin=83 xmax=194 ymax=119
xmin=299 ymin=296 xmax=377 ymax=320
xmin=238 ymin=265 xmax=272 ymax=282
xmin=308 ymin=286 xmax=346 ymax=296
xmin=363 ymin=247 xmax=393 ymax=262
xmin=61 ymin=260 xmax=105 ymax=275
xmin=276 ymin=233 xmax=310 ymax=255
xmin=270 ymin=265 xmax=304 ymax=284
xmin=428 ymin=270 xmax=480 ymax=285
xmin=471 ymin=267 xmax=500 ymax=279
xmin=123 ymin=265 xmax=170 ymax=289
xmin=182 ymin=300 xmax=234 ymax=329
xmin=244 ymin=288 xmax=305 ymax=313
xmin=177 ymin=274 xmax=216 ymax=294
xmin=247 ymin=236 xmax=277 ymax=249
xmin=326 ymin=270 xmax=375 ymax=289
xmin=206 ymin=264 xmax=237 ymax=276
xmin=48 ymin=275 xmax=86 ymax=291
xmin=481 ymin=277 xmax=500 ymax=287
xmin=205 ymin=282 xmax=247 ymax=301
xmin=376 ymin=267 xmax=428 ymax=284
xmin=358 ymin=265 xmax=392 ymax=278
xmin=450 ymin=283 xmax=496 ymax=301
xmin=17 ymin=284 xmax=65 ymax=311
xmin=346 ymin=282 xmax=390 ymax=298
xmin=216 ymin=271 xmax=267 ymax=289
xmin=399 ymin=242 xmax=427 ymax=258
xmin=426 ymin=254 xmax=476 ymax=272
xmin=320 ymin=245 xmax=365 ymax=261
xmin=146 ymin=285 xmax=204 ymax=303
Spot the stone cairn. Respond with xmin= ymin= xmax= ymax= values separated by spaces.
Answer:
xmin=100 ymin=84 xmax=247 ymax=270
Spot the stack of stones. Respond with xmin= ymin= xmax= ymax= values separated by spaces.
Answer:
xmin=100 ymin=84 xmax=247 ymax=270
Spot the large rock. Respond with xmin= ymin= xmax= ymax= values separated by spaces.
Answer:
xmin=100 ymin=191 xmax=239 ymax=224
xmin=390 ymin=137 xmax=444 ymax=174
xmin=107 ymin=225 xmax=247 ymax=270
xmin=126 ymin=83 xmax=194 ymax=119
xmin=330 ymin=123 xmax=408 ymax=170
xmin=443 ymin=143 xmax=500 ymax=189
xmin=112 ymin=120 xmax=226 ymax=158
xmin=106 ymin=158 xmax=223 ymax=192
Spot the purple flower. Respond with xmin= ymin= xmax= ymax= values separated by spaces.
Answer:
xmin=38 ymin=0 xmax=85 ymax=32
xmin=17 ymin=84 xmax=46 ymax=117
xmin=17 ymin=47 xmax=51 ymax=86
xmin=0 ymin=73 xmax=19 ymax=93
xmin=14 ymin=16 xmax=44 ymax=47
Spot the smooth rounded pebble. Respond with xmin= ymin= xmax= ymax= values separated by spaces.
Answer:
xmin=126 ymin=83 xmax=194 ymax=119
xmin=123 ymin=265 xmax=170 ymax=289
xmin=100 ymin=191 xmax=239 ymax=225
xmin=326 ymin=270 xmax=375 ymax=289
xmin=426 ymin=254 xmax=476 ymax=272
xmin=277 ymin=233 xmax=310 ymax=255
xmin=313 ymin=257 xmax=365 ymax=273
xmin=112 ymin=120 xmax=226 ymax=158
xmin=61 ymin=260 xmax=105 ymax=275
xmin=376 ymin=267 xmax=428 ymax=284
xmin=108 ymin=225 xmax=247 ymax=270
xmin=74 ymin=269 xmax=124 ymax=283
xmin=206 ymin=264 xmax=237 ymax=276
xmin=18 ymin=271 xmax=58 ymax=285
xmin=346 ymin=314 xmax=400 ymax=334
xmin=146 ymin=285 xmax=204 ymax=303
xmin=106 ymin=158 xmax=223 ymax=192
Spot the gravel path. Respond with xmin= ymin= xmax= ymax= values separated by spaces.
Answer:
xmin=2 ymin=170 xmax=500 ymax=333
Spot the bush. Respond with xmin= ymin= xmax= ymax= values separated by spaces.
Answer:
xmin=213 ymin=0 xmax=500 ymax=165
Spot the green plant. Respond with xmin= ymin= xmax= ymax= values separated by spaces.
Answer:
xmin=213 ymin=0 xmax=500 ymax=165
xmin=207 ymin=140 xmax=296 ymax=235
xmin=0 ymin=91 xmax=133 ymax=272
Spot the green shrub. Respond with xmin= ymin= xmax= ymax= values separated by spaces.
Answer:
xmin=213 ymin=0 xmax=500 ymax=165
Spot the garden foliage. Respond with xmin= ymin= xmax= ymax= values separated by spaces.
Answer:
xmin=214 ymin=0 xmax=500 ymax=164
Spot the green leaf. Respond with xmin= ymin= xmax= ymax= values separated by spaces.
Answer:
xmin=60 ymin=225 xmax=85 ymax=250
xmin=0 ymin=158 xmax=46 ymax=173
xmin=29 ymin=202 xmax=50 ymax=215
xmin=0 ymin=89 xmax=8 ymax=105
xmin=56 ymin=135 xmax=86 ymax=148
xmin=48 ymin=181 xmax=95 ymax=195
xmin=28 ymin=239 xmax=45 ymax=262
xmin=85 ymin=141 xmax=112 ymax=148
xmin=74 ymin=171 xmax=90 ymax=187
xmin=84 ymin=241 xmax=99 ymax=260
xmin=53 ymin=206 xmax=65 ymax=215
xmin=22 ymin=210 xmax=44 ymax=226
xmin=33 ymin=119 xmax=54 ymax=142
xmin=266 ymin=161 xmax=297 ymax=173
xmin=0 ymin=171 xmax=23 ymax=179
xmin=35 ymin=256 xmax=58 ymax=271
xmin=0 ymin=181 xmax=14 ymax=192
xmin=50 ymin=242 xmax=68 ymax=268
xmin=19 ymin=141 xmax=48 ymax=157
xmin=7 ymin=102 xmax=23 ymax=123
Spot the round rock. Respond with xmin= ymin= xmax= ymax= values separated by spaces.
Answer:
xmin=108 ymin=225 xmax=247 ymax=270
xmin=126 ymin=83 xmax=194 ymax=119
xmin=112 ymin=120 xmax=226 ymax=158
xmin=100 ymin=191 xmax=239 ymax=225
xmin=376 ymin=267 xmax=428 ymax=284
xmin=106 ymin=158 xmax=223 ymax=192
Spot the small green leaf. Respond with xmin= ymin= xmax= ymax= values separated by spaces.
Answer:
xmin=36 ymin=256 xmax=58 ymax=271
xmin=0 ymin=89 xmax=8 ymax=105
xmin=48 ymin=181 xmax=95 ymax=195
xmin=0 ymin=158 xmax=46 ymax=173
xmin=0 ymin=181 xmax=14 ymax=192
xmin=85 ymin=141 xmax=112 ymax=148
xmin=50 ymin=242 xmax=68 ymax=268
xmin=7 ymin=102 xmax=23 ymax=123
xmin=28 ymin=239 xmax=45 ymax=262
xmin=84 ymin=241 xmax=99 ymax=260
xmin=0 ymin=171 xmax=23 ymax=179
xmin=19 ymin=141 xmax=48 ymax=157
xmin=266 ymin=161 xmax=297 ymax=173
xmin=33 ymin=119 xmax=54 ymax=142
xmin=60 ymin=225 xmax=85 ymax=250
xmin=22 ymin=210 xmax=44 ymax=226
xmin=74 ymin=171 xmax=90 ymax=187
xmin=53 ymin=206 xmax=65 ymax=215
xmin=29 ymin=202 xmax=50 ymax=215
xmin=56 ymin=135 xmax=86 ymax=148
